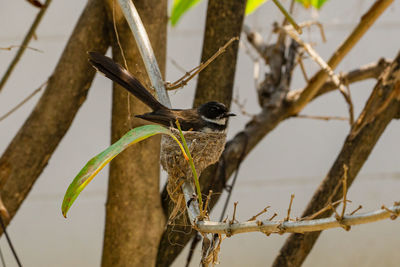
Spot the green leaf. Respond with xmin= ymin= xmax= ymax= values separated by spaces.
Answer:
xmin=170 ymin=0 xmax=203 ymax=26
xmin=62 ymin=125 xmax=186 ymax=218
xmin=246 ymin=0 xmax=268 ymax=15
xmin=296 ymin=0 xmax=328 ymax=9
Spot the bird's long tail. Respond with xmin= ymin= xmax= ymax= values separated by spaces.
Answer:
xmin=88 ymin=51 xmax=166 ymax=111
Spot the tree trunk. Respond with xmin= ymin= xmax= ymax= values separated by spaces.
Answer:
xmin=272 ymin=51 xmax=400 ymax=267
xmin=0 ymin=0 xmax=109 ymax=226
xmin=101 ymin=1 xmax=167 ymax=266
xmin=157 ymin=0 xmax=246 ymax=265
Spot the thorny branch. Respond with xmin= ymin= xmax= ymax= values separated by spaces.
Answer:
xmin=158 ymin=2 xmax=394 ymax=264
xmin=192 ymin=202 xmax=400 ymax=236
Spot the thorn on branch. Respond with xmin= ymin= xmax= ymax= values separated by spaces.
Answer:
xmin=269 ymin=213 xmax=278 ymax=221
xmin=350 ymin=205 xmax=362 ymax=215
xmin=285 ymin=194 xmax=295 ymax=221
xmin=230 ymin=202 xmax=239 ymax=225
xmin=248 ymin=205 xmax=271 ymax=221
xmin=381 ymin=205 xmax=398 ymax=220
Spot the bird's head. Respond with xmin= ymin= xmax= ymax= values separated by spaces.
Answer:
xmin=198 ymin=101 xmax=236 ymax=126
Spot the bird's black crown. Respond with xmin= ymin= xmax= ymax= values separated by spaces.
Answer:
xmin=198 ymin=101 xmax=231 ymax=119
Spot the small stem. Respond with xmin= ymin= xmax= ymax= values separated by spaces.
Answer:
xmin=175 ymin=120 xmax=203 ymax=217
xmin=272 ymin=0 xmax=302 ymax=34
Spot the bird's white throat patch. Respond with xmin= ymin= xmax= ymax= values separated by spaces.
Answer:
xmin=201 ymin=115 xmax=227 ymax=125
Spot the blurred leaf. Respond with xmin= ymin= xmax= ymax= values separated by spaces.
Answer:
xmin=26 ymin=0 xmax=44 ymax=8
xmin=170 ymin=0 xmax=203 ymax=26
xmin=62 ymin=125 xmax=186 ymax=218
xmin=171 ymin=0 xmax=270 ymax=26
xmin=296 ymin=0 xmax=328 ymax=9
xmin=246 ymin=0 xmax=268 ymax=15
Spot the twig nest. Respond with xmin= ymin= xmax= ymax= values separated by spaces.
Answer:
xmin=161 ymin=128 xmax=226 ymax=211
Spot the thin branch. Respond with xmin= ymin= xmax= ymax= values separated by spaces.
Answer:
xmin=0 ymin=45 xmax=42 ymax=53
xmin=287 ymin=58 xmax=391 ymax=101
xmin=294 ymin=114 xmax=348 ymax=121
xmin=289 ymin=0 xmax=394 ymax=115
xmin=0 ymin=0 xmax=52 ymax=93
xmin=271 ymin=0 xmax=302 ymax=34
xmin=248 ymin=206 xmax=270 ymax=221
xmin=166 ymin=37 xmax=238 ymax=90
xmin=194 ymin=203 xmax=400 ymax=235
xmin=350 ymin=205 xmax=363 ymax=215
xmin=279 ymin=24 xmax=355 ymax=124
xmin=0 ymin=214 xmax=22 ymax=267
xmin=300 ymin=199 xmax=343 ymax=221
xmin=273 ymin=50 xmax=400 ymax=267
xmin=0 ymin=80 xmax=48 ymax=122
xmin=0 ymin=0 xmax=109 ymax=233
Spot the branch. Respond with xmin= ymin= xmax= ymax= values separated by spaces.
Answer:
xmin=0 ymin=80 xmax=47 ymax=122
xmin=279 ymin=23 xmax=355 ymax=124
xmin=101 ymin=1 xmax=168 ymax=266
xmin=157 ymin=0 xmax=247 ymax=265
xmin=117 ymin=0 xmax=171 ymax=108
xmin=287 ymin=58 xmax=391 ymax=101
xmin=0 ymin=0 xmax=109 ymax=228
xmin=194 ymin=203 xmax=400 ymax=235
xmin=289 ymin=0 xmax=394 ymax=115
xmin=272 ymin=51 xmax=400 ymax=267
xmin=159 ymin=1 xmax=394 ymax=261
xmin=0 ymin=0 xmax=52 ymax=93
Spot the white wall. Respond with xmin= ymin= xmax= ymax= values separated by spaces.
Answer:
xmin=0 ymin=0 xmax=399 ymax=266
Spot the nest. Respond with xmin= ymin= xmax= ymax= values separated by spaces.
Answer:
xmin=160 ymin=128 xmax=226 ymax=217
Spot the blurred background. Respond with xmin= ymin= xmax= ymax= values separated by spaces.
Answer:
xmin=0 ymin=0 xmax=399 ymax=266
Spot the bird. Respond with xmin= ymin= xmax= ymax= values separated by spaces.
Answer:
xmin=88 ymin=52 xmax=235 ymax=133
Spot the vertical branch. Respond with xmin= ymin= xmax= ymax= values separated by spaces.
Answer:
xmin=101 ymin=1 xmax=167 ymax=266
xmin=193 ymin=0 xmax=247 ymax=108
xmin=272 ymin=52 xmax=400 ymax=267
xmin=157 ymin=0 xmax=247 ymax=265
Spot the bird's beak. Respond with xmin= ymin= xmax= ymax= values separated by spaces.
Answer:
xmin=223 ymin=112 xmax=236 ymax=118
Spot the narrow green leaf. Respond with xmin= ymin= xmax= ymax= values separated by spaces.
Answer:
xmin=62 ymin=125 xmax=186 ymax=218
xmin=246 ymin=0 xmax=268 ymax=15
xmin=170 ymin=0 xmax=203 ymax=26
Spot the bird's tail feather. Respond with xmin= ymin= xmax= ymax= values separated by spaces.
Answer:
xmin=88 ymin=51 xmax=166 ymax=111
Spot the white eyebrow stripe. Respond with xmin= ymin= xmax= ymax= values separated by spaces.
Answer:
xmin=201 ymin=115 xmax=226 ymax=125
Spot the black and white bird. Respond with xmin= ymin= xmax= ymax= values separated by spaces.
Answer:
xmin=88 ymin=52 xmax=235 ymax=133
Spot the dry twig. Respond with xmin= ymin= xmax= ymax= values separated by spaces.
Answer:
xmin=279 ymin=24 xmax=355 ymax=124
xmin=350 ymin=205 xmax=363 ymax=215
xmin=0 ymin=80 xmax=48 ymax=122
xmin=248 ymin=206 xmax=271 ymax=221
xmin=0 ymin=0 xmax=52 ymax=92
xmin=166 ymin=37 xmax=238 ymax=90
xmin=294 ymin=114 xmax=348 ymax=121
xmin=285 ymin=194 xmax=295 ymax=221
